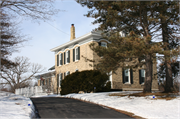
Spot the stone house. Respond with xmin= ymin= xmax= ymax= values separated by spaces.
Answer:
xmin=50 ymin=24 xmax=159 ymax=93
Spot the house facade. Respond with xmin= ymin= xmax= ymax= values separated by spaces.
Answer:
xmin=36 ymin=67 xmax=56 ymax=93
xmin=50 ymin=24 xmax=159 ymax=93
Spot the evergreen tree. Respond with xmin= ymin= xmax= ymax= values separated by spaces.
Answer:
xmin=155 ymin=1 xmax=179 ymax=92
xmin=77 ymin=1 xmax=179 ymax=93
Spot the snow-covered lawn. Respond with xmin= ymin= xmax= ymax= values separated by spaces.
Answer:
xmin=1 ymin=91 xmax=180 ymax=119
xmin=59 ymin=91 xmax=180 ymax=119
xmin=0 ymin=91 xmax=35 ymax=119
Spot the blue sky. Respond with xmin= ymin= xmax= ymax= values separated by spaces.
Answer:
xmin=11 ymin=0 xmax=99 ymax=71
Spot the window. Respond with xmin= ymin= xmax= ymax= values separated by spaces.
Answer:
xmin=139 ymin=69 xmax=145 ymax=84
xmin=59 ymin=53 xmax=63 ymax=66
xmin=122 ymin=68 xmax=133 ymax=84
xmin=57 ymin=53 xmax=63 ymax=66
xmin=99 ymin=42 xmax=107 ymax=47
xmin=75 ymin=47 xmax=78 ymax=60
xmin=73 ymin=47 xmax=80 ymax=62
xmin=125 ymin=69 xmax=130 ymax=83
xmin=75 ymin=69 xmax=78 ymax=72
xmin=64 ymin=50 xmax=70 ymax=64
xmin=66 ymin=51 xmax=69 ymax=63
xmin=59 ymin=73 xmax=62 ymax=87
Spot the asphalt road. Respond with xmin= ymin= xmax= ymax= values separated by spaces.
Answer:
xmin=30 ymin=97 xmax=134 ymax=118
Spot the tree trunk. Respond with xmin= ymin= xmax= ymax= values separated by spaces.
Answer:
xmin=161 ymin=18 xmax=173 ymax=93
xmin=143 ymin=55 xmax=153 ymax=93
xmin=141 ymin=2 xmax=153 ymax=93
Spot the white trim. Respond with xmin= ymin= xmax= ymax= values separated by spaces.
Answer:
xmin=59 ymin=73 xmax=62 ymax=87
xmin=109 ymin=71 xmax=113 ymax=88
xmin=124 ymin=69 xmax=130 ymax=84
xmin=59 ymin=53 xmax=62 ymax=66
xmin=141 ymin=69 xmax=145 ymax=84
xmin=51 ymin=31 xmax=101 ymax=52
xmin=66 ymin=71 xmax=70 ymax=76
xmin=75 ymin=47 xmax=78 ymax=61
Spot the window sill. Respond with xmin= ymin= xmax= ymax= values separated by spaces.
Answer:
xmin=75 ymin=60 xmax=79 ymax=63
xmin=124 ymin=82 xmax=131 ymax=85
xmin=141 ymin=83 xmax=144 ymax=85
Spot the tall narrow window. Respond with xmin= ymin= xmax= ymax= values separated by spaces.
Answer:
xmin=123 ymin=68 xmax=133 ymax=84
xmin=76 ymin=47 xmax=78 ymax=61
xmin=139 ymin=69 xmax=145 ymax=84
xmin=66 ymin=51 xmax=68 ymax=64
xmin=59 ymin=73 xmax=62 ymax=87
xmin=57 ymin=54 xmax=59 ymax=66
xmin=59 ymin=53 xmax=61 ymax=66
xmin=125 ymin=69 xmax=130 ymax=83
xmin=73 ymin=47 xmax=80 ymax=62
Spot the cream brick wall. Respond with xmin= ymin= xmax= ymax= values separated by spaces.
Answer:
xmin=54 ymin=39 xmax=159 ymax=92
xmin=111 ymin=61 xmax=158 ymax=90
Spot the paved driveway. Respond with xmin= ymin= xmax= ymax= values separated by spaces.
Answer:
xmin=31 ymin=97 xmax=134 ymax=118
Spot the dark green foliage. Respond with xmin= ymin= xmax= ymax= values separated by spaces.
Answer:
xmin=60 ymin=70 xmax=111 ymax=95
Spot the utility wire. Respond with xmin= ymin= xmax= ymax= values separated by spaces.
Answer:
xmin=45 ymin=21 xmax=70 ymax=36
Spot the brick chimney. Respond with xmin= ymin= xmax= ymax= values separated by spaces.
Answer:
xmin=70 ymin=24 xmax=75 ymax=40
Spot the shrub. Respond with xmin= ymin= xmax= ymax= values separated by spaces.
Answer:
xmin=60 ymin=70 xmax=111 ymax=95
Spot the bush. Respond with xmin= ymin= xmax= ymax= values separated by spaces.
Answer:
xmin=60 ymin=70 xmax=111 ymax=95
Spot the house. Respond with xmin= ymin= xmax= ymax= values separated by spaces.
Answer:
xmin=50 ymin=24 xmax=159 ymax=93
xmin=36 ymin=66 xmax=56 ymax=93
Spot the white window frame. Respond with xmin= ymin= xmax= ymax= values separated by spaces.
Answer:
xmin=141 ymin=69 xmax=145 ymax=84
xmin=75 ymin=47 xmax=79 ymax=61
xmin=66 ymin=71 xmax=70 ymax=76
xmin=124 ymin=68 xmax=131 ymax=84
xmin=101 ymin=42 xmax=107 ymax=48
xmin=59 ymin=73 xmax=62 ymax=87
xmin=66 ymin=51 xmax=69 ymax=64
xmin=59 ymin=53 xmax=62 ymax=66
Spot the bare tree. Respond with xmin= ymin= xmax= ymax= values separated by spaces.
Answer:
xmin=0 ymin=56 xmax=45 ymax=93
xmin=0 ymin=0 xmax=59 ymax=22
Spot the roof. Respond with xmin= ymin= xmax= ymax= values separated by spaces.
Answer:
xmin=50 ymin=31 xmax=102 ymax=52
xmin=48 ymin=65 xmax=55 ymax=71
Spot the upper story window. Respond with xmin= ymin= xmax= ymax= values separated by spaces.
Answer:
xmin=122 ymin=68 xmax=133 ymax=84
xmin=99 ymin=42 xmax=107 ymax=47
xmin=73 ymin=47 xmax=80 ymax=62
xmin=57 ymin=53 xmax=63 ymax=66
xmin=64 ymin=50 xmax=70 ymax=64
xmin=139 ymin=69 xmax=145 ymax=84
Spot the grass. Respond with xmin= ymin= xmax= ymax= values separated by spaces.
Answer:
xmin=109 ymin=92 xmax=179 ymax=100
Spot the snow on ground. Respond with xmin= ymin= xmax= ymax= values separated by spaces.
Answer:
xmin=0 ymin=91 xmax=36 ymax=119
xmin=59 ymin=91 xmax=180 ymax=119
xmin=1 ymin=91 xmax=180 ymax=119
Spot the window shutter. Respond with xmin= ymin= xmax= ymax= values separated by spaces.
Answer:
xmin=78 ymin=47 xmax=80 ymax=60
xmin=57 ymin=74 xmax=59 ymax=87
xmin=122 ymin=69 xmax=125 ymax=84
xmin=61 ymin=53 xmax=63 ymax=65
xmin=130 ymin=68 xmax=133 ymax=84
xmin=64 ymin=52 xmax=66 ymax=64
xmin=98 ymin=42 xmax=101 ymax=46
xmin=64 ymin=72 xmax=66 ymax=78
xmin=68 ymin=50 xmax=70 ymax=63
xmin=139 ymin=70 xmax=142 ymax=84
xmin=57 ymin=54 xmax=59 ymax=66
xmin=73 ymin=49 xmax=75 ymax=62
